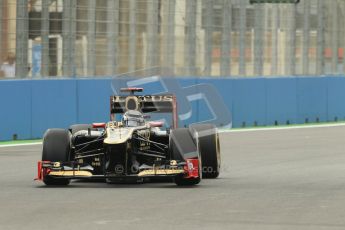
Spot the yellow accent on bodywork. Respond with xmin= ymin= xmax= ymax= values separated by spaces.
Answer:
xmin=48 ymin=171 xmax=93 ymax=177
xmin=104 ymin=127 xmax=134 ymax=144
xmin=138 ymin=169 xmax=185 ymax=177
xmin=103 ymin=125 xmax=149 ymax=145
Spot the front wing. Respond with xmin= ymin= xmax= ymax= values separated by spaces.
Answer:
xmin=35 ymin=159 xmax=200 ymax=182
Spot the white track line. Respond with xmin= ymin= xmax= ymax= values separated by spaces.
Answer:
xmin=220 ymin=123 xmax=345 ymax=133
xmin=0 ymin=142 xmax=42 ymax=148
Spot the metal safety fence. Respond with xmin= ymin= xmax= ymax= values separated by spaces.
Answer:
xmin=0 ymin=0 xmax=344 ymax=78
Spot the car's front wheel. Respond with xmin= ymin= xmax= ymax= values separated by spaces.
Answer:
xmin=169 ymin=128 xmax=201 ymax=186
xmin=189 ymin=124 xmax=221 ymax=178
xmin=42 ymin=129 xmax=71 ymax=186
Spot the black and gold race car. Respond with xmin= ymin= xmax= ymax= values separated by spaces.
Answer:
xmin=36 ymin=88 xmax=220 ymax=186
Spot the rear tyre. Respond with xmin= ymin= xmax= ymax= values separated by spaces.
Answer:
xmin=69 ymin=124 xmax=93 ymax=135
xmin=189 ymin=124 xmax=220 ymax=178
xmin=169 ymin=128 xmax=201 ymax=186
xmin=42 ymin=129 xmax=71 ymax=186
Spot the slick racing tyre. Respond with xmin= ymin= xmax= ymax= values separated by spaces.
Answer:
xmin=189 ymin=124 xmax=220 ymax=178
xmin=169 ymin=128 xmax=201 ymax=186
xmin=69 ymin=124 xmax=93 ymax=135
xmin=42 ymin=129 xmax=71 ymax=186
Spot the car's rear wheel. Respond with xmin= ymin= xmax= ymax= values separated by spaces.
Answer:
xmin=69 ymin=124 xmax=93 ymax=135
xmin=42 ymin=129 xmax=71 ymax=186
xmin=169 ymin=128 xmax=201 ymax=186
xmin=189 ymin=124 xmax=220 ymax=178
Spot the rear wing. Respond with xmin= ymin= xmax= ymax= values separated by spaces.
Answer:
xmin=110 ymin=94 xmax=178 ymax=128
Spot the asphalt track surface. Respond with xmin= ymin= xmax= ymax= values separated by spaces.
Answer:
xmin=1 ymin=126 xmax=345 ymax=230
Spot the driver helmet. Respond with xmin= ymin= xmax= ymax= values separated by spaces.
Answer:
xmin=122 ymin=110 xmax=145 ymax=127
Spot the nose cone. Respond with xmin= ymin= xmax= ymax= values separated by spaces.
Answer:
xmin=104 ymin=127 xmax=133 ymax=145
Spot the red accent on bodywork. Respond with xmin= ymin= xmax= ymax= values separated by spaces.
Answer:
xmin=120 ymin=87 xmax=144 ymax=92
xmin=184 ymin=159 xmax=200 ymax=178
xmin=149 ymin=121 xmax=164 ymax=127
xmin=92 ymin=123 xmax=106 ymax=128
xmin=110 ymin=96 xmax=114 ymax=121
xmin=35 ymin=161 xmax=51 ymax=181
xmin=35 ymin=161 xmax=43 ymax=181
xmin=172 ymin=95 xmax=178 ymax=129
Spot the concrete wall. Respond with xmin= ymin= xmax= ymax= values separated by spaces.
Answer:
xmin=0 ymin=77 xmax=344 ymax=141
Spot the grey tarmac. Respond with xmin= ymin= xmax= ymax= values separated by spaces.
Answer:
xmin=1 ymin=126 xmax=345 ymax=230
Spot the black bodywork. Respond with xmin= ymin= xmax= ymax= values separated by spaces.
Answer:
xmin=36 ymin=89 xmax=219 ymax=185
xmin=70 ymin=125 xmax=172 ymax=178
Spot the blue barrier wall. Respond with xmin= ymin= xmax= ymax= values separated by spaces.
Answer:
xmin=0 ymin=80 xmax=32 ymax=140
xmin=0 ymin=77 xmax=344 ymax=141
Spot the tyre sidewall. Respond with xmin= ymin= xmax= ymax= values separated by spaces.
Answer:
xmin=42 ymin=129 xmax=71 ymax=185
xmin=189 ymin=124 xmax=220 ymax=178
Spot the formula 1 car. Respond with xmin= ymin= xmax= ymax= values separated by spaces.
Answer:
xmin=35 ymin=88 xmax=220 ymax=186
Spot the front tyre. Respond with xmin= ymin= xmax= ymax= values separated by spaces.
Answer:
xmin=169 ymin=128 xmax=201 ymax=186
xmin=189 ymin=124 xmax=221 ymax=178
xmin=42 ymin=129 xmax=71 ymax=186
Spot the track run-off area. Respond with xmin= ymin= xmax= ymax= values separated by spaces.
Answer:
xmin=1 ymin=125 xmax=345 ymax=230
